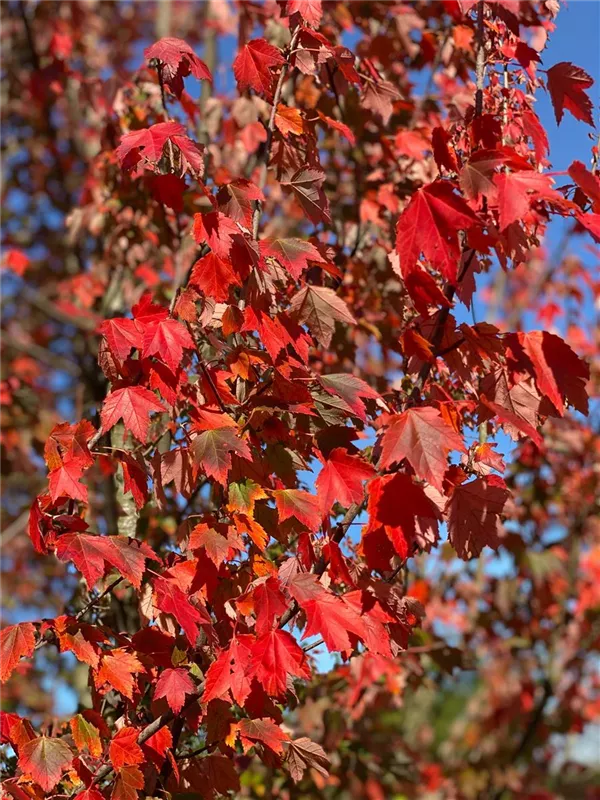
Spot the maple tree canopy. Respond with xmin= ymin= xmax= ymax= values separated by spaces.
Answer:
xmin=1 ymin=1 xmax=599 ymax=799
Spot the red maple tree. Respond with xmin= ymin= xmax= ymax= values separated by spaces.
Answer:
xmin=1 ymin=1 xmax=599 ymax=798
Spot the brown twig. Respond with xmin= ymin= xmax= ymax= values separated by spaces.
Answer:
xmin=251 ymin=28 xmax=301 ymax=240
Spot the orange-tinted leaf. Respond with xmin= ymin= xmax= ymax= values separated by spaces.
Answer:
xmin=95 ymin=649 xmax=144 ymax=700
xmin=18 ymin=736 xmax=73 ymax=792
xmin=109 ymin=727 xmax=144 ymax=770
xmin=237 ymin=718 xmax=289 ymax=755
xmin=0 ymin=623 xmax=36 ymax=683
xmin=273 ymin=489 xmax=321 ymax=531
xmin=70 ymin=715 xmax=102 ymax=758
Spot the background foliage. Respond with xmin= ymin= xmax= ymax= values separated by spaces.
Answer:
xmin=1 ymin=1 xmax=599 ymax=799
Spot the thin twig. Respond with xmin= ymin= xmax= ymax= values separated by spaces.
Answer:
xmin=251 ymin=28 xmax=301 ymax=240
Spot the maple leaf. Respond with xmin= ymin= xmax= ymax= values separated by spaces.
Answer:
xmin=251 ymin=629 xmax=311 ymax=697
xmin=202 ymin=635 xmax=254 ymax=706
xmin=218 ymin=179 xmax=264 ymax=228
xmin=568 ymin=160 xmax=600 ymax=210
xmin=282 ymin=168 xmax=331 ymax=224
xmin=316 ymin=448 xmax=374 ymax=513
xmin=149 ymin=173 xmax=187 ymax=212
xmin=191 ymin=427 xmax=251 ymax=486
xmin=260 ymin=238 xmax=326 ymax=280
xmin=154 ymin=667 xmax=195 ymax=713
xmin=227 ymin=479 xmax=267 ymax=517
xmin=287 ymin=573 xmax=367 ymax=652
xmin=144 ymin=37 xmax=212 ymax=97
xmin=446 ymin=475 xmax=509 ymax=559
xmin=53 ymin=616 xmax=105 ymax=669
xmin=547 ymin=61 xmax=594 ymax=126
xmin=361 ymin=79 xmax=401 ymax=125
xmin=18 ymin=736 xmax=73 ymax=792
xmin=112 ymin=765 xmax=144 ymax=800
xmin=319 ymin=373 xmax=380 ymax=422
xmin=142 ymin=317 xmax=194 ymax=373
xmin=142 ymin=726 xmax=172 ymax=769
xmin=98 ymin=318 xmax=143 ymax=362
xmin=365 ymin=473 xmax=439 ymax=561
xmin=233 ymin=39 xmax=284 ymax=98
xmin=273 ymin=489 xmax=321 ymax=531
xmin=0 ymin=622 xmax=36 ymax=683
xmin=192 ymin=211 xmax=239 ymax=258
xmin=95 ymin=649 xmax=144 ymax=700
xmin=506 ymin=331 xmax=589 ymax=415
xmin=237 ymin=718 xmax=289 ymax=755
xmin=116 ymin=122 xmax=204 ymax=176
xmin=55 ymin=533 xmax=157 ymax=589
xmin=109 ymin=727 xmax=144 ymax=770
xmin=290 ymin=285 xmax=356 ymax=348
xmin=70 ymin=715 xmax=102 ymax=758
xmin=101 ymin=386 xmax=165 ymax=443
xmin=48 ymin=460 xmax=88 ymax=504
xmin=286 ymin=0 xmax=322 ymax=27
xmin=379 ymin=407 xmax=466 ymax=492
xmin=494 ymin=171 xmax=559 ymax=230
xmin=189 ymin=252 xmax=240 ymax=303
xmin=252 ymin=577 xmax=288 ymax=634
xmin=286 ymin=737 xmax=330 ymax=783
xmin=189 ymin=523 xmax=236 ymax=567
xmin=396 ymin=181 xmax=479 ymax=282
xmin=274 ymin=104 xmax=306 ymax=137
xmin=153 ymin=576 xmax=211 ymax=645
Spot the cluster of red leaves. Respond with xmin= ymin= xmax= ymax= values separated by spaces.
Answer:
xmin=1 ymin=1 xmax=598 ymax=799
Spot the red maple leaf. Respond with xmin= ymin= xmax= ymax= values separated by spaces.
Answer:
xmin=286 ymin=0 xmax=322 ymax=27
xmin=0 ymin=623 xmax=36 ymax=683
xmin=446 ymin=475 xmax=509 ymax=559
xmin=95 ymin=650 xmax=145 ymax=700
xmin=316 ymin=448 xmax=374 ymax=513
xmin=116 ymin=122 xmax=203 ymax=176
xmin=202 ymin=635 xmax=254 ymax=706
xmin=282 ymin=168 xmax=331 ymax=225
xmin=250 ymin=629 xmax=311 ymax=697
xmin=396 ymin=181 xmax=479 ymax=282
xmin=144 ymin=37 xmax=212 ymax=97
xmin=506 ymin=331 xmax=589 ymax=416
xmin=98 ymin=317 xmax=143 ymax=362
xmin=260 ymin=238 xmax=326 ymax=280
xmin=153 ymin=576 xmax=211 ymax=645
xmin=101 ymin=386 xmax=165 ymax=443
xmin=547 ymin=61 xmax=595 ymax=126
xmin=55 ymin=533 xmax=158 ymax=589
xmin=233 ymin=39 xmax=284 ymax=98
xmin=142 ymin=317 xmax=194 ymax=373
xmin=189 ymin=252 xmax=240 ymax=302
xmin=378 ymin=407 xmax=466 ymax=492
xmin=287 ymin=573 xmax=367 ymax=652
xmin=48 ymin=460 xmax=88 ymax=504
xmin=154 ymin=667 xmax=195 ymax=713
